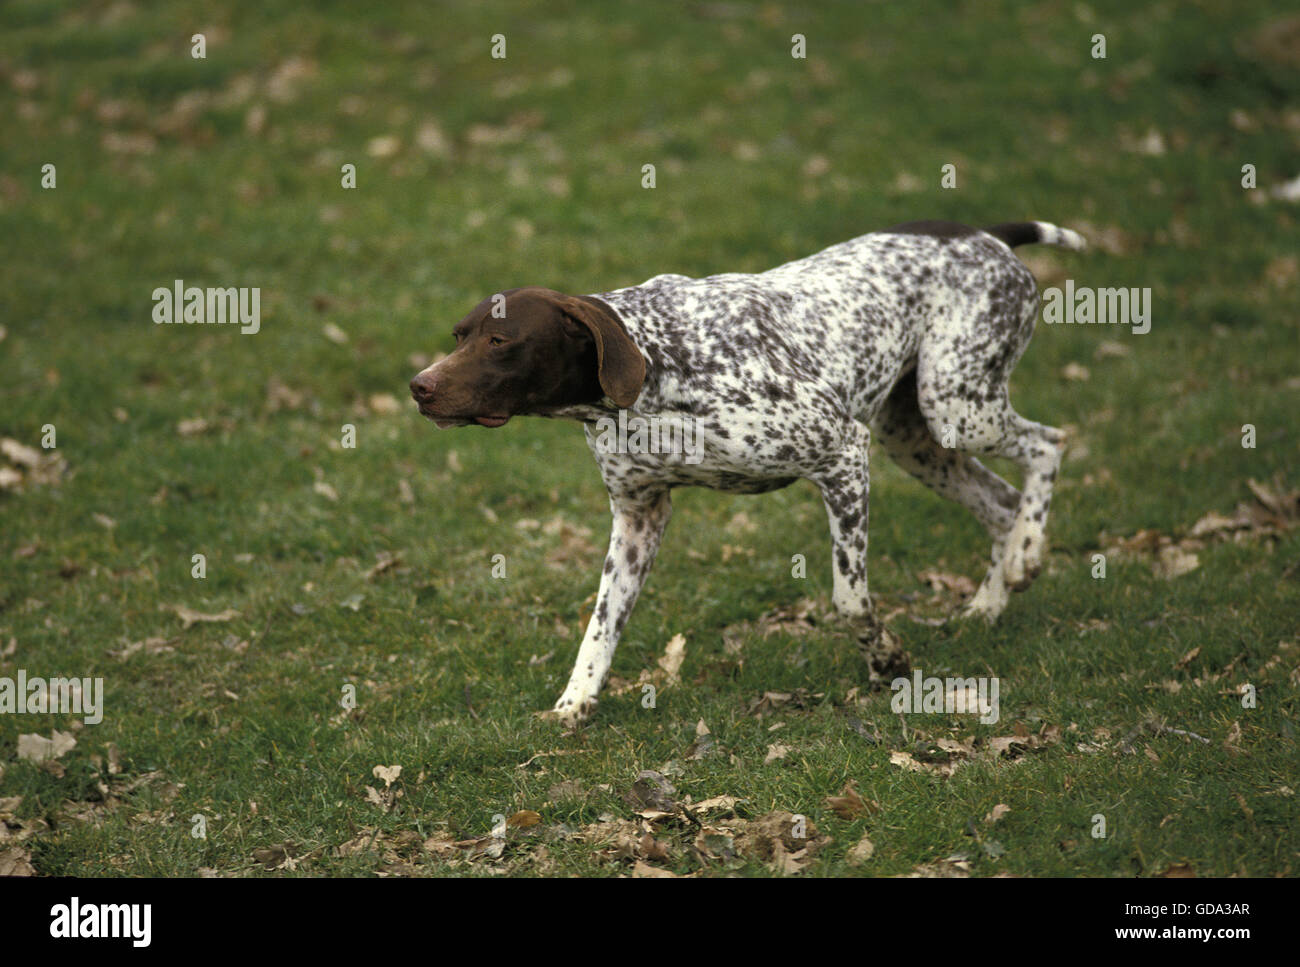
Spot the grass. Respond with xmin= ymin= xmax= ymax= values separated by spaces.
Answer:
xmin=0 ymin=0 xmax=1296 ymax=877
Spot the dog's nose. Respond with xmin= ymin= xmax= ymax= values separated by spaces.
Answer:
xmin=410 ymin=372 xmax=438 ymax=403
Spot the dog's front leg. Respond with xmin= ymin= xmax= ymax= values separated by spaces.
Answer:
xmin=549 ymin=489 xmax=672 ymax=725
xmin=814 ymin=425 xmax=909 ymax=684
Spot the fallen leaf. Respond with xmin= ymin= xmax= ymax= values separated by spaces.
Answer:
xmin=764 ymin=743 xmax=790 ymax=764
xmin=163 ymin=605 xmax=240 ymax=629
xmin=846 ymin=835 xmax=875 ymax=865
xmin=0 ymin=847 xmax=34 ymax=876
xmin=372 ymin=764 xmax=401 ymax=787
xmin=657 ymin=633 xmax=687 ymax=684
xmin=825 ymin=781 xmax=877 ymax=819
xmin=17 ymin=730 xmax=77 ymax=763
xmin=984 ymin=803 xmax=1011 ymax=824
xmin=631 ymin=859 xmax=677 ymax=877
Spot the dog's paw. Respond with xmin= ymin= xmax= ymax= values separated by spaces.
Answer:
xmin=1001 ymin=527 xmax=1043 ymax=592
xmin=539 ymin=693 xmax=597 ymax=728
xmin=852 ymin=615 xmax=911 ymax=685
xmin=954 ymin=582 xmax=1008 ymax=624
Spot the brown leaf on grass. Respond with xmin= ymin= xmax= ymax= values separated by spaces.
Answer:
xmin=177 ymin=418 xmax=212 ymax=437
xmin=631 ymin=859 xmax=679 ymax=877
xmin=514 ymin=748 xmax=593 ymax=769
xmin=422 ymin=831 xmax=461 ymax=858
xmin=162 ymin=604 xmax=240 ymax=629
xmin=686 ymin=795 xmax=739 ymax=816
xmin=572 ymin=818 xmax=644 ymax=863
xmin=825 ymin=781 xmax=879 ymax=820
xmin=541 ymin=517 xmax=598 ymax=572
xmin=1158 ymin=862 xmax=1196 ymax=878
xmin=1115 ymin=477 xmax=1299 ymax=577
xmin=890 ymin=750 xmax=929 ymax=773
xmin=507 ymin=810 xmax=542 ymax=828
xmin=694 ymin=826 xmax=739 ymax=863
xmin=546 ymin=780 xmax=586 ymax=803
xmin=984 ymin=803 xmax=1011 ymax=824
xmin=1 ymin=439 xmax=42 ymax=468
xmin=17 ymin=730 xmax=76 ymax=763
xmin=638 ymin=832 xmax=671 ymax=863
xmin=364 ymin=551 xmax=403 ymax=581
xmin=109 ymin=636 xmax=176 ymax=660
xmin=1224 ymin=721 xmax=1243 ymax=751
xmin=846 ymin=835 xmax=876 ymax=865
xmin=0 ymin=847 xmax=34 ymax=876
xmin=624 ymin=770 xmax=678 ymax=815
xmin=916 ymin=568 xmax=976 ymax=597
xmin=735 ymin=811 xmax=830 ymax=875
xmin=744 ymin=687 xmax=822 ymax=719
xmin=365 ymin=779 xmax=403 ymax=813
xmin=1175 ymin=646 xmax=1202 ymax=670
xmin=657 ymin=633 xmax=687 ymax=684
xmin=604 ymin=635 xmax=689 ymax=697
xmin=721 ymin=598 xmax=822 ymax=654
xmin=371 ymin=764 xmax=401 ymax=787
xmin=367 ymin=393 xmax=401 ymax=415
xmin=252 ymin=842 xmax=298 ymax=871
xmin=686 ymin=718 xmax=716 ymax=760
xmin=1 ymin=438 xmax=69 ymax=490
xmin=1154 ymin=544 xmax=1199 ymax=579
xmin=764 ymin=743 xmax=790 ymax=764
xmin=264 ymin=378 xmax=305 ymax=412
xmin=902 ymin=853 xmax=973 ymax=878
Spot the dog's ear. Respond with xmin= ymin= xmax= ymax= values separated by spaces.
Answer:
xmin=559 ymin=295 xmax=645 ymax=408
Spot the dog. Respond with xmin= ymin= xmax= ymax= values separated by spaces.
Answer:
xmin=411 ymin=219 xmax=1085 ymax=725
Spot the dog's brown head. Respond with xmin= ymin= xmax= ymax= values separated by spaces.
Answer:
xmin=410 ymin=287 xmax=645 ymax=428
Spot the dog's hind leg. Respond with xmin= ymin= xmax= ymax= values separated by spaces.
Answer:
xmin=914 ymin=284 xmax=1065 ymax=602
xmin=873 ymin=369 xmax=1022 ymax=621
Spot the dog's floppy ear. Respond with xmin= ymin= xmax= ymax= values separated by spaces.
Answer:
xmin=560 ymin=295 xmax=645 ymax=408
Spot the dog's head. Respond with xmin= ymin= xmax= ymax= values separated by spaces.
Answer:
xmin=410 ymin=287 xmax=645 ymax=428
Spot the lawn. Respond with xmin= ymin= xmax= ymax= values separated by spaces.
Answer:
xmin=0 ymin=0 xmax=1296 ymax=877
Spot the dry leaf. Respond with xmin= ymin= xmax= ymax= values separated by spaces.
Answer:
xmin=984 ymin=803 xmax=1011 ymax=824
xmin=657 ymin=633 xmax=687 ymax=684
xmin=17 ymin=730 xmax=77 ymax=763
xmin=163 ymin=605 xmax=240 ymax=629
xmin=846 ymin=835 xmax=875 ymax=865
xmin=825 ymin=781 xmax=877 ymax=819
xmin=764 ymin=743 xmax=790 ymax=764
xmin=372 ymin=764 xmax=401 ymax=787
xmin=0 ymin=847 xmax=34 ymax=877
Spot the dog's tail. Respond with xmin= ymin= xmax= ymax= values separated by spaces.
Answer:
xmin=984 ymin=221 xmax=1087 ymax=252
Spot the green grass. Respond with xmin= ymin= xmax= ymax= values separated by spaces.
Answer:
xmin=0 ymin=0 xmax=1296 ymax=877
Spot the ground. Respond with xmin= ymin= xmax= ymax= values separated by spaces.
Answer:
xmin=0 ymin=1 xmax=1297 ymax=877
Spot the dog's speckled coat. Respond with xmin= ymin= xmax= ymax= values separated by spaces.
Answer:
xmin=484 ymin=220 xmax=1082 ymax=724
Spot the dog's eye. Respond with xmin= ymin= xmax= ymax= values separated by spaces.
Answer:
xmin=489 ymin=336 xmax=506 ymax=346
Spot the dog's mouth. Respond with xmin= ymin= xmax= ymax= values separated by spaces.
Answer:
xmin=419 ymin=408 xmax=510 ymax=429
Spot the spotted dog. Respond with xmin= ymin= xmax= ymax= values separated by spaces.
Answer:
xmin=410 ymin=219 xmax=1086 ymax=725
